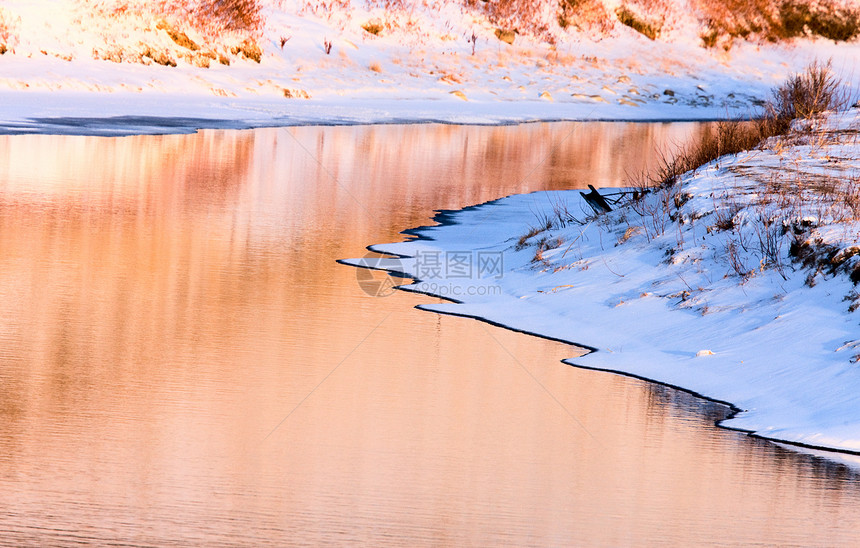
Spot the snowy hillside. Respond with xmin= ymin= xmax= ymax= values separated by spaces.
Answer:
xmin=0 ymin=0 xmax=858 ymax=129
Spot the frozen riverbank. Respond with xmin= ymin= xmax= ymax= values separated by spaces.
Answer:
xmin=0 ymin=90 xmax=755 ymax=136
xmin=347 ymin=108 xmax=860 ymax=460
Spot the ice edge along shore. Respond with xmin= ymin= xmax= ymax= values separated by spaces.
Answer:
xmin=347 ymin=109 xmax=860 ymax=466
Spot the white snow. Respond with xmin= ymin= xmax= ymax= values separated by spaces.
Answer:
xmin=0 ymin=1 xmax=859 ymax=132
xmin=346 ymin=108 xmax=860 ymax=458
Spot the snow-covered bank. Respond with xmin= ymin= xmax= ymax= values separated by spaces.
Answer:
xmin=346 ymin=108 xmax=860 ymax=460
xmin=0 ymin=90 xmax=762 ymax=136
xmin=1 ymin=1 xmax=859 ymax=132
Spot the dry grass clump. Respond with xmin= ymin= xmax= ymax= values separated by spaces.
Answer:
xmin=283 ymin=87 xmax=311 ymax=98
xmin=531 ymin=236 xmax=565 ymax=267
xmin=141 ymin=45 xmax=177 ymax=66
xmin=231 ymin=39 xmax=262 ymax=62
xmin=516 ymin=223 xmax=552 ymax=250
xmin=649 ymin=119 xmax=769 ymax=187
xmin=362 ymin=21 xmax=384 ymax=35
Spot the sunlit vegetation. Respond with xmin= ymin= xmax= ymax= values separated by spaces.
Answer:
xmin=639 ymin=61 xmax=848 ymax=188
xmin=695 ymin=0 xmax=860 ymax=49
xmin=3 ymin=0 xmax=857 ymax=67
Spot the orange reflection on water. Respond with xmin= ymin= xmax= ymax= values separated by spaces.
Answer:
xmin=0 ymin=123 xmax=858 ymax=546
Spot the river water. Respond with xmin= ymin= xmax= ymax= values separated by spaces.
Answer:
xmin=1 ymin=122 xmax=859 ymax=546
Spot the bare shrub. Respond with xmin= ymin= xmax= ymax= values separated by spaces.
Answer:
xmin=767 ymin=60 xmax=846 ymax=124
xmin=626 ymin=184 xmax=677 ymax=240
xmin=712 ymin=199 xmax=740 ymax=231
xmin=726 ymin=240 xmax=752 ymax=278
xmin=645 ymin=119 xmax=769 ymax=188
xmin=549 ymin=195 xmax=583 ymax=227
xmin=752 ymin=211 xmax=788 ymax=278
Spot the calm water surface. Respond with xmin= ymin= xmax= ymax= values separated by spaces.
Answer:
xmin=0 ymin=123 xmax=859 ymax=546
